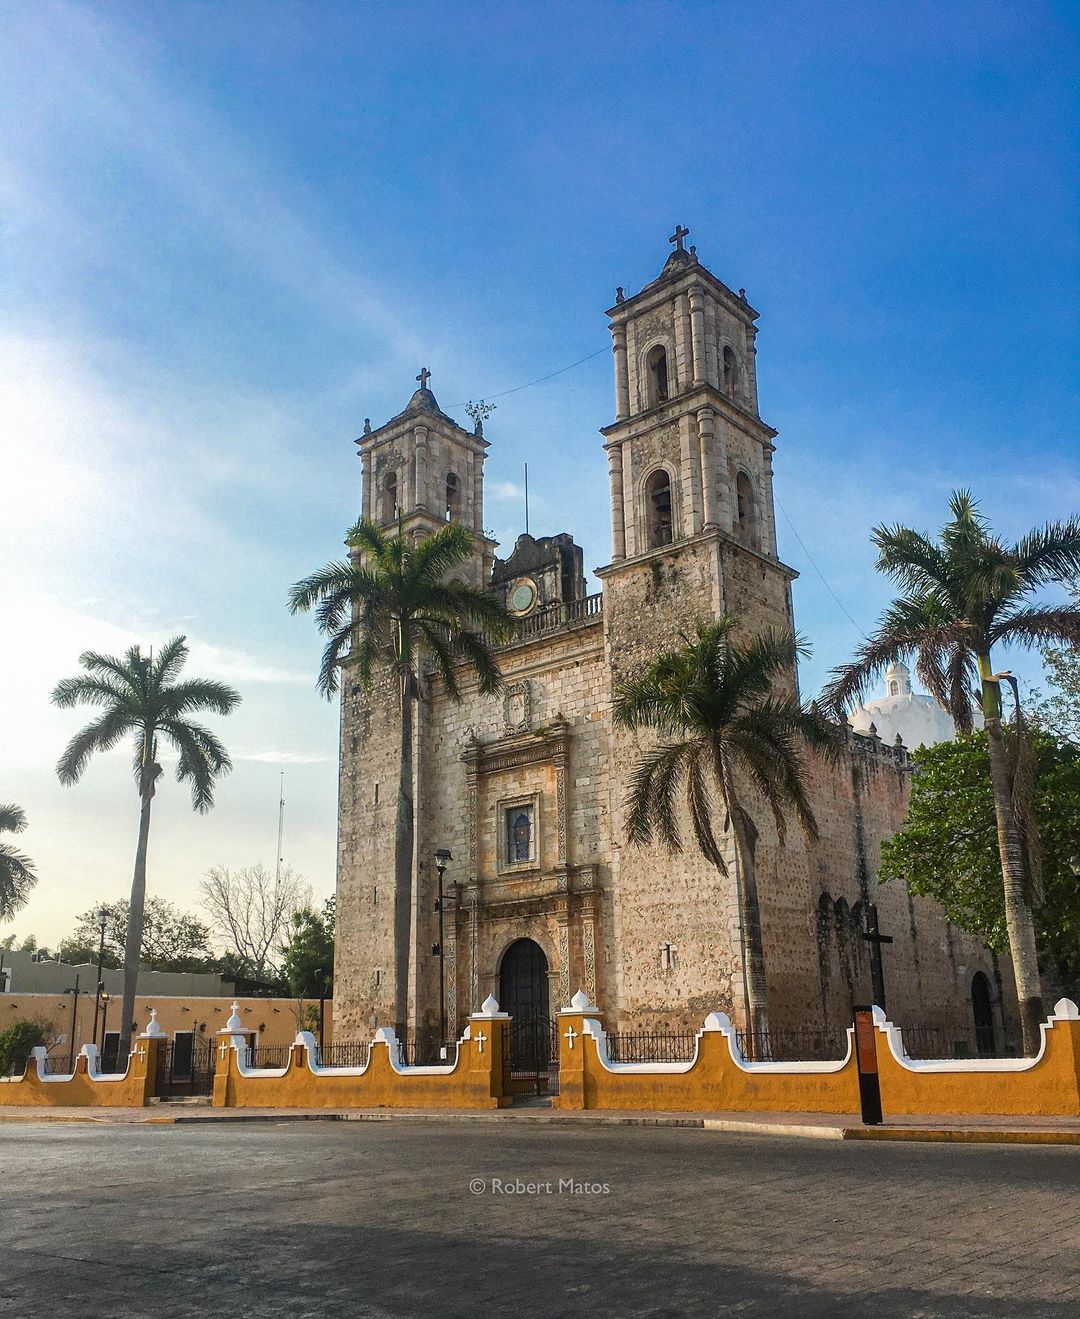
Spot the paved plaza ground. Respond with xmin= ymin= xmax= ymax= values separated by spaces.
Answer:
xmin=1 ymin=1118 xmax=1077 ymax=1317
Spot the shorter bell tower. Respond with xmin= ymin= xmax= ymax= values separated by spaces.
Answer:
xmin=355 ymin=370 xmax=496 ymax=587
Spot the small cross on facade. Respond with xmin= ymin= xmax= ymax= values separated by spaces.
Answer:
xmin=669 ymin=224 xmax=690 ymax=251
xmin=474 ymin=1030 xmax=488 ymax=1054
xmin=219 ymin=1040 xmax=229 ymax=1059
xmin=416 ymin=366 xmax=431 ymax=390
xmin=564 ymin=1024 xmax=579 ymax=1050
xmin=137 ymin=1046 xmax=147 ymax=1061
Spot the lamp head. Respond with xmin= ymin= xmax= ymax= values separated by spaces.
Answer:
xmin=434 ymin=848 xmax=453 ymax=870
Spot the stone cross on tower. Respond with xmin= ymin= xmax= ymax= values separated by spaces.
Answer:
xmin=416 ymin=366 xmax=432 ymax=390
xmin=668 ymin=224 xmax=690 ymax=251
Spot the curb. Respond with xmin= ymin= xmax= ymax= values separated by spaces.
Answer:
xmin=2 ymin=1108 xmax=1078 ymax=1145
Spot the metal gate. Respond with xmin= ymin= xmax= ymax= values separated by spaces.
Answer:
xmin=155 ymin=1035 xmax=216 ymax=1098
xmin=507 ymin=1017 xmax=560 ymax=1098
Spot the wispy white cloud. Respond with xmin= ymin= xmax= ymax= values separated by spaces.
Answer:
xmin=487 ymin=480 xmax=525 ymax=501
xmin=233 ymin=750 xmax=331 ymax=766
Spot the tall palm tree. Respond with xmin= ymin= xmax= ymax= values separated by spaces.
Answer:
xmin=613 ymin=617 xmax=843 ymax=1046
xmin=0 ymin=805 xmax=38 ymax=920
xmin=821 ymin=491 xmax=1080 ymax=1053
xmin=288 ymin=515 xmax=513 ymax=1034
xmin=52 ymin=637 xmax=240 ymax=1052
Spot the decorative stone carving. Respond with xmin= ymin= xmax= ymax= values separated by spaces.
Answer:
xmin=504 ymin=680 xmax=532 ymax=733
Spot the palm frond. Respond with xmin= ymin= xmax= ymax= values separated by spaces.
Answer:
xmin=0 ymin=804 xmax=28 ymax=835
xmin=56 ymin=707 xmax=134 ymax=785
xmin=153 ymin=635 xmax=189 ymax=687
xmin=161 ymin=720 xmax=232 ymax=813
xmin=623 ymin=742 xmax=690 ymax=852
xmin=0 ymin=843 xmax=38 ymax=920
xmin=158 ymin=678 xmax=242 ymax=718
xmin=992 ymin=604 xmax=1080 ymax=651
xmin=1011 ymin=518 xmax=1080 ymax=587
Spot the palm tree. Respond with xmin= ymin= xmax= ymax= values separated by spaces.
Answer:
xmin=613 ymin=617 xmax=843 ymax=1047
xmin=288 ymin=515 xmax=514 ymax=1034
xmin=51 ymin=637 xmax=240 ymax=1052
xmin=821 ymin=490 xmax=1080 ymax=1053
xmin=0 ymin=805 xmax=38 ymax=920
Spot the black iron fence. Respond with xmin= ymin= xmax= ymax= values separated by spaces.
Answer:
xmin=395 ymin=1036 xmax=458 ymax=1067
xmin=606 ymin=1030 xmax=698 ymax=1063
xmin=245 ymin=1044 xmax=294 ymax=1069
xmin=314 ymin=1041 xmax=370 ymax=1069
xmin=155 ymin=1038 xmax=216 ymax=1098
xmin=507 ymin=1018 xmax=559 ymax=1097
xmin=735 ymin=1028 xmax=848 ymax=1062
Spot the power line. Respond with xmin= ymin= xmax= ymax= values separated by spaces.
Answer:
xmin=775 ymin=495 xmax=867 ymax=639
xmin=447 ymin=345 xmax=608 ymax=409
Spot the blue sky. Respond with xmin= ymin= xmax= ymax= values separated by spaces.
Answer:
xmin=2 ymin=0 xmax=1077 ymax=946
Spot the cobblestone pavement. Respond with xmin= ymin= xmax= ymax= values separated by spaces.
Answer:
xmin=1 ymin=1119 xmax=1077 ymax=1317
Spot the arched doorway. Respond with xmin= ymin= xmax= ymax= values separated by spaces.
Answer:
xmin=971 ymin=972 xmax=996 ymax=1057
xmin=499 ymin=938 xmax=550 ymax=1025
xmin=499 ymin=938 xmax=556 ymax=1098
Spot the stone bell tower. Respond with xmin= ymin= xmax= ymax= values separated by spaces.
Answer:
xmin=355 ymin=368 xmax=496 ymax=586
xmin=597 ymin=228 xmax=800 ymax=1032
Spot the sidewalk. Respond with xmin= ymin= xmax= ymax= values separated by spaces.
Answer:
xmin=1 ymin=1104 xmax=1078 ymax=1144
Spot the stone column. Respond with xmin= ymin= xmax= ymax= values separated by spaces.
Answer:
xmin=673 ymin=293 xmax=691 ymax=392
xmin=621 ymin=442 xmax=635 ymax=557
xmin=689 ymin=286 xmax=707 ymax=388
xmin=607 ymin=445 xmax=626 ymax=560
xmin=462 ymin=742 xmax=481 ymax=1013
xmin=679 ymin=412 xmax=700 ymax=535
xmin=612 ymin=325 xmax=630 ymax=421
xmin=472 ymin=448 xmax=484 ymax=534
xmin=760 ymin=442 xmax=778 ymax=557
xmin=413 ymin=425 xmax=429 ymax=511
xmin=361 ymin=448 xmax=373 ymax=521
xmin=697 ymin=406 xmax=719 ymax=530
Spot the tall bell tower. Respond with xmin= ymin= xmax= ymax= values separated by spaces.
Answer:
xmin=597 ymin=228 xmax=800 ymax=1031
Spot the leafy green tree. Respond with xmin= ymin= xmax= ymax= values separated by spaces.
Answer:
xmin=52 ymin=636 xmax=240 ymax=1053
xmin=823 ymin=492 xmax=1080 ymax=1052
xmin=281 ymin=897 xmax=336 ymax=998
xmin=1031 ymin=585 xmax=1080 ymax=746
xmin=0 ymin=1020 xmax=51 ymax=1076
xmin=0 ymin=804 xmax=38 ymax=920
xmin=880 ymin=732 xmax=1080 ymax=998
xmin=289 ymin=516 xmax=512 ymax=1031
xmin=56 ymin=898 xmax=214 ymax=973
xmin=613 ymin=618 xmax=843 ymax=1043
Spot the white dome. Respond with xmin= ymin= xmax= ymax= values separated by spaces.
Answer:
xmin=849 ymin=669 xmax=980 ymax=749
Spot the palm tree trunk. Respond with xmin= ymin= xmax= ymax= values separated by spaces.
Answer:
xmin=119 ymin=789 xmax=153 ymax=1057
xmin=979 ymin=658 xmax=1043 ymax=1054
xmin=393 ymin=682 xmax=415 ymax=1036
xmin=730 ymin=812 xmax=769 ymax=1054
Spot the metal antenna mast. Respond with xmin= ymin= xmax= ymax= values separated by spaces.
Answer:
xmin=524 ymin=462 xmax=530 ymax=535
xmin=275 ymin=771 xmax=285 ymax=886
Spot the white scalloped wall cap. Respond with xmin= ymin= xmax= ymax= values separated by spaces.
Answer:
xmin=702 ymin=1012 xmax=733 ymax=1032
xmin=570 ymin=989 xmax=593 ymax=1011
xmin=1053 ymin=998 xmax=1079 ymax=1020
xmin=480 ymin=994 xmax=501 ymax=1015
xmin=140 ymin=1008 xmax=166 ymax=1038
xmin=294 ymin=1031 xmax=317 ymax=1049
xmin=224 ymin=1002 xmax=244 ymax=1033
xmin=373 ymin=1026 xmax=396 ymax=1044
xmin=871 ymin=1006 xmax=888 ymax=1025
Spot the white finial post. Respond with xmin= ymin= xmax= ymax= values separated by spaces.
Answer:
xmin=225 ymin=1001 xmax=243 ymax=1033
xmin=140 ymin=1008 xmax=166 ymax=1039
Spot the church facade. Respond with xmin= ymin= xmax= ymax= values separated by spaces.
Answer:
xmin=333 ymin=233 xmax=1014 ymax=1052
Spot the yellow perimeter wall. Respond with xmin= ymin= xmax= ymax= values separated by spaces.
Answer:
xmin=2 ymin=1000 xmax=1078 ymax=1120
xmin=553 ymin=1000 xmax=1080 ymax=1119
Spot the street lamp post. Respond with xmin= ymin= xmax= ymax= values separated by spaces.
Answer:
xmin=65 ymin=974 xmax=81 ymax=1071
xmin=314 ymin=967 xmax=327 ymax=1057
xmin=99 ymin=992 xmax=111 ymax=1068
xmin=91 ymin=906 xmax=108 ymax=1047
xmin=433 ymin=849 xmax=452 ymax=1058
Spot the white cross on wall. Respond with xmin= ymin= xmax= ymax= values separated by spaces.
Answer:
xmin=475 ymin=1031 xmax=488 ymax=1054
xmin=219 ymin=1041 xmax=229 ymax=1059
xmin=564 ymin=1025 xmax=579 ymax=1051
xmin=137 ymin=1047 xmax=147 ymax=1061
